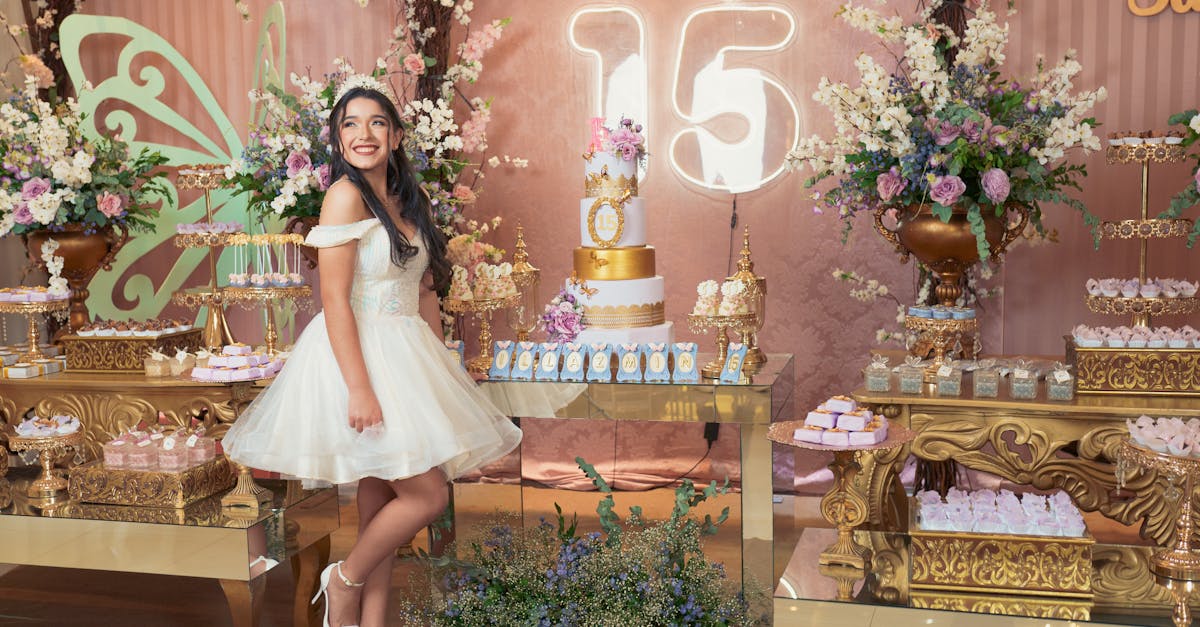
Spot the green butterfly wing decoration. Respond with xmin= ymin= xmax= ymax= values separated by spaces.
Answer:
xmin=57 ymin=5 xmax=300 ymax=340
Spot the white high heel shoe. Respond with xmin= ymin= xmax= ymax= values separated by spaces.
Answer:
xmin=312 ymin=561 xmax=363 ymax=627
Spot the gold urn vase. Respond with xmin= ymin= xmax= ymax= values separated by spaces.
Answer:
xmin=24 ymin=224 xmax=128 ymax=332
xmin=874 ymin=203 xmax=1027 ymax=306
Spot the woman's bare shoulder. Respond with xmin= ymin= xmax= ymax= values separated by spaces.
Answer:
xmin=320 ymin=179 xmax=373 ymax=226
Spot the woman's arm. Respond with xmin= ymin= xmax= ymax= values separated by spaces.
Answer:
xmin=317 ymin=182 xmax=380 ymax=432
xmin=418 ymin=272 xmax=442 ymax=339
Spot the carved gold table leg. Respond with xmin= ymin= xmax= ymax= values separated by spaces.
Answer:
xmin=820 ymin=450 xmax=871 ymax=569
xmin=819 ymin=562 xmax=865 ymax=601
xmin=291 ymin=536 xmax=329 ymax=627
xmin=221 ymin=462 xmax=273 ymax=510
xmin=1154 ymin=473 xmax=1200 ymax=580
xmin=220 ymin=576 xmax=266 ymax=627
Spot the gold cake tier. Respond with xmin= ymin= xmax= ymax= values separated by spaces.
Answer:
xmin=573 ymin=246 xmax=655 ymax=281
xmin=582 ymin=302 xmax=665 ymax=329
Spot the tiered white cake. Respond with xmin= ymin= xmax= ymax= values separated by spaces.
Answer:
xmin=567 ymin=126 xmax=673 ymax=346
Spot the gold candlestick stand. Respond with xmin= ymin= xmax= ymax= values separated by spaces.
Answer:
xmin=0 ymin=299 xmax=69 ymax=362
xmin=444 ymin=295 xmax=520 ymax=374
xmin=223 ymin=285 xmax=313 ymax=355
xmin=769 ymin=422 xmax=915 ymax=569
xmin=7 ymin=429 xmax=84 ymax=498
xmin=686 ymin=313 xmax=756 ymax=379
xmin=1119 ymin=439 xmax=1200 ymax=580
xmin=507 ymin=225 xmax=541 ymax=343
xmin=174 ymin=165 xmax=237 ymax=350
xmin=726 ymin=226 xmax=768 ymax=372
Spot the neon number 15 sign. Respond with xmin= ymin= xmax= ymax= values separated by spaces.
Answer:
xmin=569 ymin=5 xmax=801 ymax=194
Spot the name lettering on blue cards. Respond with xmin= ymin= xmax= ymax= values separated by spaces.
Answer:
xmin=510 ymin=341 xmax=538 ymax=380
xmin=560 ymin=343 xmax=586 ymax=382
xmin=535 ymin=343 xmax=561 ymax=381
xmin=488 ymin=341 xmax=514 ymax=379
xmin=643 ymin=343 xmax=670 ymax=382
xmin=586 ymin=343 xmax=612 ymax=382
xmin=671 ymin=342 xmax=699 ymax=383
xmin=720 ymin=342 xmax=749 ymax=384
xmin=616 ymin=343 xmax=643 ymax=382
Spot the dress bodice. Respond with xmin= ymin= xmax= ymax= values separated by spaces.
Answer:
xmin=304 ymin=218 xmax=427 ymax=317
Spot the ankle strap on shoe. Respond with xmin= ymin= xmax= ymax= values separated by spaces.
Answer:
xmin=335 ymin=562 xmax=365 ymax=587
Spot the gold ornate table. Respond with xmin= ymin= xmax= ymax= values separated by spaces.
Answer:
xmin=0 ymin=370 xmax=262 ymax=463
xmin=480 ymin=353 xmax=795 ymax=618
xmin=0 ymin=468 xmax=338 ymax=627
xmin=853 ymin=381 xmax=1200 ymax=545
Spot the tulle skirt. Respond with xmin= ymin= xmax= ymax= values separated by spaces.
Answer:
xmin=223 ymin=312 xmax=522 ymax=484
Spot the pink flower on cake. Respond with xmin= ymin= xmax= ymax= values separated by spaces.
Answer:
xmin=21 ymin=177 xmax=51 ymax=200
xmin=96 ymin=191 xmax=126 ymax=218
xmin=981 ymin=168 xmax=1010 ymax=204
xmin=876 ymin=167 xmax=906 ymax=202
xmin=285 ymin=150 xmax=312 ymax=178
xmin=452 ymin=185 xmax=476 ymax=203
xmin=403 ymin=53 xmax=425 ymax=76
xmin=929 ymin=175 xmax=966 ymax=206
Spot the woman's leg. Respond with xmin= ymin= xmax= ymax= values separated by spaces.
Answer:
xmin=355 ymin=477 xmax=397 ymax=627
xmin=338 ymin=468 xmax=450 ymax=626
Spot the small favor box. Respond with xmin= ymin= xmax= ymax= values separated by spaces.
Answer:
xmin=719 ymin=343 xmax=749 ymax=384
xmin=643 ymin=343 xmax=670 ymax=383
xmin=973 ymin=361 xmax=1000 ymax=398
xmin=0 ymin=351 xmax=18 ymax=367
xmin=1047 ymin=362 xmax=1074 ymax=402
xmin=510 ymin=342 xmax=538 ymax=380
xmin=68 ymin=455 xmax=235 ymax=508
xmin=445 ymin=340 xmax=465 ymax=367
xmin=3 ymin=362 xmax=44 ymax=379
xmin=560 ymin=343 xmax=586 ymax=382
xmin=615 ymin=344 xmax=643 ymax=382
xmin=863 ymin=355 xmax=890 ymax=392
xmin=1010 ymin=362 xmax=1038 ymax=400
xmin=586 ymin=344 xmax=613 ymax=382
xmin=935 ymin=362 xmax=962 ymax=397
xmin=535 ymin=343 xmax=562 ymax=381
xmin=488 ymin=341 xmax=515 ymax=379
xmin=898 ymin=357 xmax=924 ymax=394
xmin=671 ymin=343 xmax=699 ymax=383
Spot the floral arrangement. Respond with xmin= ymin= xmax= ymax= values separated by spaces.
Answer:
xmin=40 ymin=239 xmax=68 ymax=295
xmin=447 ymin=216 xmax=504 ymax=275
xmin=0 ymin=78 xmax=169 ymax=238
xmin=223 ymin=65 xmax=341 ymax=220
xmin=588 ymin=116 xmax=648 ymax=167
xmin=1162 ymin=110 xmax=1200 ymax=245
xmin=396 ymin=458 xmax=762 ymax=626
xmin=786 ymin=0 xmax=1106 ymax=258
xmin=540 ymin=287 xmax=585 ymax=344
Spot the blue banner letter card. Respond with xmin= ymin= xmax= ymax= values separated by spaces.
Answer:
xmin=719 ymin=343 xmax=749 ymax=384
xmin=510 ymin=341 xmax=538 ymax=380
xmin=535 ymin=343 xmax=562 ymax=381
xmin=488 ymin=341 xmax=514 ymax=379
xmin=616 ymin=343 xmax=643 ymax=383
xmin=586 ymin=343 xmax=612 ymax=382
xmin=643 ymin=343 xmax=670 ymax=382
xmin=560 ymin=343 xmax=586 ymax=382
xmin=671 ymin=342 xmax=699 ymax=383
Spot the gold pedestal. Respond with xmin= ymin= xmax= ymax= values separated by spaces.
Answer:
xmin=686 ymin=313 xmax=756 ymax=379
xmin=1120 ymin=440 xmax=1200 ymax=580
xmin=0 ymin=300 xmax=70 ymax=362
xmin=444 ymin=295 xmax=520 ymax=375
xmin=224 ymin=286 xmax=314 ymax=355
xmin=904 ymin=315 xmax=978 ymax=382
xmin=221 ymin=462 xmax=273 ymax=511
xmin=7 ymin=430 xmax=83 ymax=499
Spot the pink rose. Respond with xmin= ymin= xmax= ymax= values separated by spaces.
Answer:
xmin=97 ymin=191 xmax=126 ymax=218
xmin=452 ymin=185 xmax=476 ymax=203
xmin=318 ymin=125 xmax=330 ymax=143
xmin=929 ymin=175 xmax=966 ymax=206
xmin=21 ymin=177 xmax=50 ymax=200
xmin=981 ymin=168 xmax=1010 ymax=204
xmin=1194 ymin=167 xmax=1200 ymax=194
xmin=285 ymin=150 xmax=311 ymax=178
xmin=933 ymin=121 xmax=960 ymax=146
xmin=961 ymin=119 xmax=983 ymax=143
xmin=315 ymin=164 xmax=332 ymax=191
xmin=876 ymin=167 xmax=907 ymax=202
xmin=12 ymin=203 xmax=33 ymax=225
xmin=403 ymin=53 xmax=425 ymax=76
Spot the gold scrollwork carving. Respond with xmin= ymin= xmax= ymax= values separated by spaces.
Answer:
xmin=910 ymin=591 xmax=1092 ymax=620
xmin=1071 ymin=343 xmax=1200 ymax=395
xmin=910 ymin=534 xmax=1093 ymax=596
xmin=60 ymin=329 xmax=203 ymax=373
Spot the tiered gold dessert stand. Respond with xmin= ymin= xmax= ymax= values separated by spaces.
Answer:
xmin=768 ymin=421 xmax=916 ymax=570
xmin=1068 ymin=133 xmax=1199 ymax=395
xmin=6 ymin=427 xmax=83 ymax=499
xmin=444 ymin=294 xmax=520 ymax=374
xmin=686 ymin=312 xmax=756 ymax=379
xmin=0 ymin=299 xmax=69 ymax=361
xmin=172 ymin=164 xmax=237 ymax=350
xmin=223 ymin=285 xmax=313 ymax=356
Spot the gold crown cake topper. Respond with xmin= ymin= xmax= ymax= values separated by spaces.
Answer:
xmin=335 ymin=73 xmax=399 ymax=107
xmin=584 ymin=165 xmax=639 ymax=198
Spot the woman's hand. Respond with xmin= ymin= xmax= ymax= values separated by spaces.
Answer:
xmin=347 ymin=387 xmax=383 ymax=433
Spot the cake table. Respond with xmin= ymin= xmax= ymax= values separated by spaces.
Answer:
xmin=768 ymin=421 xmax=915 ymax=569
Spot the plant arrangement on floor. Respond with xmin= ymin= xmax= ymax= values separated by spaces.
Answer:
xmin=396 ymin=458 xmax=766 ymax=626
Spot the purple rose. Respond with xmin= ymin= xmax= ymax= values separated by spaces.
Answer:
xmin=21 ymin=177 xmax=50 ymax=200
xmin=981 ymin=168 xmax=1010 ymax=204
xmin=876 ymin=167 xmax=907 ymax=202
xmin=285 ymin=150 xmax=312 ymax=178
xmin=961 ymin=119 xmax=983 ymax=143
xmin=12 ymin=203 xmax=34 ymax=225
xmin=929 ymin=175 xmax=966 ymax=206
xmin=315 ymin=163 xmax=332 ymax=191
xmin=620 ymin=144 xmax=637 ymax=161
xmin=988 ymin=125 xmax=1009 ymax=146
xmin=934 ymin=121 xmax=960 ymax=146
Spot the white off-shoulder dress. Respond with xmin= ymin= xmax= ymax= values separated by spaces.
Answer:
xmin=223 ymin=218 xmax=522 ymax=484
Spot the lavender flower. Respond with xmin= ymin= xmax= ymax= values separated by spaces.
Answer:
xmin=981 ymin=168 xmax=1011 ymax=204
xmin=876 ymin=167 xmax=907 ymax=202
xmin=930 ymin=175 xmax=966 ymax=206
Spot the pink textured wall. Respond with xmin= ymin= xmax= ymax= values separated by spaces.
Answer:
xmin=73 ymin=1 xmax=1200 ymax=489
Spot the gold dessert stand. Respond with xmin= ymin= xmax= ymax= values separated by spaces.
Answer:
xmin=769 ymin=421 xmax=915 ymax=569
xmin=444 ymin=295 xmax=520 ymax=375
xmin=1119 ymin=439 xmax=1200 ymax=580
xmin=223 ymin=285 xmax=314 ymax=355
xmin=174 ymin=164 xmax=238 ymax=350
xmin=0 ymin=299 xmax=69 ymax=362
xmin=221 ymin=462 xmax=273 ymax=511
xmin=686 ymin=313 xmax=757 ymax=379
xmin=7 ymin=428 xmax=84 ymax=498
xmin=903 ymin=315 xmax=978 ymax=382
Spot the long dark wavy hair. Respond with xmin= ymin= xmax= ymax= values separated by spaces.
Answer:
xmin=327 ymin=86 xmax=451 ymax=293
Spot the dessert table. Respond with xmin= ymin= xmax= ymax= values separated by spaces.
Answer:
xmin=0 ymin=467 xmax=338 ymax=627
xmin=479 ymin=353 xmax=795 ymax=609
xmin=852 ymin=378 xmax=1200 ymax=545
